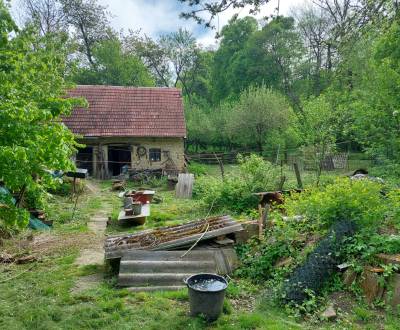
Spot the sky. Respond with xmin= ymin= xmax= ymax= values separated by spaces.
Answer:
xmin=11 ymin=0 xmax=308 ymax=47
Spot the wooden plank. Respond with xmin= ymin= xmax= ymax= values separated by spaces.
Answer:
xmin=175 ymin=173 xmax=194 ymax=198
xmin=104 ymin=222 xmax=243 ymax=258
xmin=152 ymin=224 xmax=243 ymax=251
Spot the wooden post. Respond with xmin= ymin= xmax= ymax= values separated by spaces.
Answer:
xmin=263 ymin=203 xmax=270 ymax=228
xmin=92 ymin=145 xmax=98 ymax=178
xmin=175 ymin=173 xmax=194 ymax=198
xmin=258 ymin=204 xmax=264 ymax=239
xmin=213 ymin=152 xmax=224 ymax=179
xmin=278 ymin=175 xmax=286 ymax=191
xmin=102 ymin=145 xmax=109 ymax=179
xmin=130 ymin=145 xmax=135 ymax=169
xmin=294 ymin=163 xmax=303 ymax=189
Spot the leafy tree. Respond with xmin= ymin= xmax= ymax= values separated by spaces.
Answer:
xmin=19 ymin=0 xmax=112 ymax=66
xmin=298 ymin=95 xmax=336 ymax=182
xmin=253 ymin=17 xmax=305 ymax=111
xmin=20 ymin=0 xmax=66 ymax=35
xmin=295 ymin=5 xmax=332 ymax=96
xmin=159 ymin=28 xmax=201 ymax=99
xmin=0 ymin=1 xmax=84 ymax=229
xmin=226 ymin=86 xmax=294 ymax=153
xmin=349 ymin=20 xmax=400 ymax=162
xmin=127 ymin=29 xmax=203 ymax=101
xmin=73 ymin=37 xmax=154 ymax=86
xmin=211 ymin=16 xmax=258 ymax=102
xmin=60 ymin=0 xmax=111 ymax=66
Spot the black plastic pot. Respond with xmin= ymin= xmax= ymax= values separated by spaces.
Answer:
xmin=184 ymin=273 xmax=228 ymax=321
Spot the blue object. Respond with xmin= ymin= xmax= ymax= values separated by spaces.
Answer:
xmin=28 ymin=217 xmax=50 ymax=230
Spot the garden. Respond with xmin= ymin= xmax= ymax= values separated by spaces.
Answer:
xmin=1 ymin=155 xmax=400 ymax=329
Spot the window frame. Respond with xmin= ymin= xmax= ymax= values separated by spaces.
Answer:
xmin=149 ymin=148 xmax=162 ymax=162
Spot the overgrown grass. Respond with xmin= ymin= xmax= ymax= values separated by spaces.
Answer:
xmin=2 ymin=175 xmax=399 ymax=330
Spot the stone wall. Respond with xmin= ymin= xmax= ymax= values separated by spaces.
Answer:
xmin=77 ymin=136 xmax=185 ymax=178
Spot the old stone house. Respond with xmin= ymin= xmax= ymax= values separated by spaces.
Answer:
xmin=63 ymin=85 xmax=186 ymax=178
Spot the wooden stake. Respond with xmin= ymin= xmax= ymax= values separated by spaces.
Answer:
xmin=294 ymin=163 xmax=303 ymax=189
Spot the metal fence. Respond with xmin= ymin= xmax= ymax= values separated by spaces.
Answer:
xmin=186 ymin=149 xmax=376 ymax=174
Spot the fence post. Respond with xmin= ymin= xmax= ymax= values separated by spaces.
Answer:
xmin=294 ymin=163 xmax=303 ymax=189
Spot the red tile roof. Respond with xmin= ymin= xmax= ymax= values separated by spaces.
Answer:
xmin=63 ymin=85 xmax=186 ymax=138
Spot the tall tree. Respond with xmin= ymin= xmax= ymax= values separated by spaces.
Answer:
xmin=295 ymin=5 xmax=332 ymax=95
xmin=126 ymin=33 xmax=172 ymax=87
xmin=227 ymin=86 xmax=293 ymax=153
xmin=73 ymin=37 xmax=154 ymax=86
xmin=20 ymin=0 xmax=66 ymax=35
xmin=127 ymin=29 xmax=203 ymax=101
xmin=0 ymin=0 xmax=84 ymax=229
xmin=253 ymin=16 xmax=305 ymax=111
xmin=179 ymin=0 xmax=270 ymax=27
xmin=60 ymin=0 xmax=111 ymax=66
xmin=211 ymin=16 xmax=258 ymax=102
xmin=17 ymin=0 xmax=112 ymax=66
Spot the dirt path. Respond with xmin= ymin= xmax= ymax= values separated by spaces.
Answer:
xmin=74 ymin=198 xmax=112 ymax=266
xmin=72 ymin=182 xmax=113 ymax=293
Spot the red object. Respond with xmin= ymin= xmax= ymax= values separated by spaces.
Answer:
xmin=125 ymin=191 xmax=154 ymax=204
xmin=63 ymin=85 xmax=186 ymax=138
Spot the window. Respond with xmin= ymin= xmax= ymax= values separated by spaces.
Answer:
xmin=149 ymin=148 xmax=161 ymax=162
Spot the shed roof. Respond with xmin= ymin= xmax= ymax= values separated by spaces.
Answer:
xmin=63 ymin=85 xmax=186 ymax=138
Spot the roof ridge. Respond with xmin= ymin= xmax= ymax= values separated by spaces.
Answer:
xmin=75 ymin=85 xmax=181 ymax=91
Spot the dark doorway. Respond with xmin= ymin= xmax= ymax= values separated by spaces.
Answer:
xmin=108 ymin=145 xmax=131 ymax=176
xmin=76 ymin=147 xmax=93 ymax=175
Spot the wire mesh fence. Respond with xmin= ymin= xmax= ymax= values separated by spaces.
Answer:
xmin=186 ymin=148 xmax=376 ymax=176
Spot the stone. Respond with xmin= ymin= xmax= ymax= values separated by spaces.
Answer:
xmin=342 ymin=269 xmax=357 ymax=287
xmin=234 ymin=221 xmax=259 ymax=244
xmin=384 ymin=273 xmax=400 ymax=311
xmin=275 ymin=257 xmax=293 ymax=268
xmin=360 ymin=268 xmax=384 ymax=304
xmin=376 ymin=253 xmax=400 ymax=266
xmin=71 ymin=273 xmax=103 ymax=294
xmin=321 ymin=304 xmax=337 ymax=320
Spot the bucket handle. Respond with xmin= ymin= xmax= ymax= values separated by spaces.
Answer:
xmin=223 ymin=274 xmax=231 ymax=283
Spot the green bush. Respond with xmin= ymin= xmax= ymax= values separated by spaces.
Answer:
xmin=285 ymin=178 xmax=385 ymax=229
xmin=187 ymin=162 xmax=207 ymax=176
xmin=236 ymin=178 xmax=398 ymax=286
xmin=193 ymin=154 xmax=279 ymax=213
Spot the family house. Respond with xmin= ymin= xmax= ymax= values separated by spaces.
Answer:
xmin=63 ymin=85 xmax=186 ymax=179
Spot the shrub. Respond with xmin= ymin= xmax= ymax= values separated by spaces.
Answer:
xmin=285 ymin=178 xmax=385 ymax=229
xmin=187 ymin=162 xmax=207 ymax=177
xmin=193 ymin=154 xmax=279 ymax=213
xmin=236 ymin=178 xmax=395 ymax=295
